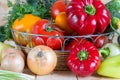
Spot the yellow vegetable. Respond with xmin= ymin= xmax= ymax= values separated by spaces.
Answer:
xmin=12 ymin=14 xmax=41 ymax=33
xmin=117 ymin=20 xmax=120 ymax=29
xmin=12 ymin=14 xmax=41 ymax=46
xmin=55 ymin=12 xmax=74 ymax=35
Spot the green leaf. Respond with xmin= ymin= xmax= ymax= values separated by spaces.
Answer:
xmin=0 ymin=26 xmax=7 ymax=42
xmin=7 ymin=0 xmax=13 ymax=7
xmin=106 ymin=0 xmax=120 ymax=18
xmin=27 ymin=0 xmax=39 ymax=7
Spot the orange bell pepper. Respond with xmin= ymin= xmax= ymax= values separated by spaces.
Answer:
xmin=12 ymin=14 xmax=41 ymax=46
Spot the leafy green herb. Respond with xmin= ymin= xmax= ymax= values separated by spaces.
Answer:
xmin=0 ymin=26 xmax=7 ymax=42
xmin=5 ymin=0 xmax=56 ymax=39
xmin=7 ymin=0 xmax=13 ymax=7
xmin=105 ymin=0 xmax=120 ymax=18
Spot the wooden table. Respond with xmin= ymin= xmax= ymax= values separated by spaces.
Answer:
xmin=23 ymin=68 xmax=120 ymax=80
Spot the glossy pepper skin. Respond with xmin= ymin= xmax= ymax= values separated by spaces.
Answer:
xmin=66 ymin=0 xmax=110 ymax=35
xmin=67 ymin=41 xmax=101 ymax=76
xmin=97 ymin=55 xmax=120 ymax=78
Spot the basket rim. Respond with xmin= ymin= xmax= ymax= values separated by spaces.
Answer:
xmin=11 ymin=29 xmax=114 ymax=53
xmin=11 ymin=29 xmax=114 ymax=38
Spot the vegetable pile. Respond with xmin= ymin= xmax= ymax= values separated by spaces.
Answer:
xmin=1 ymin=0 xmax=120 ymax=79
xmin=5 ymin=0 xmax=112 ymax=50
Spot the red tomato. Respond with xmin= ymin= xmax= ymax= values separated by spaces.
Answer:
xmin=51 ymin=0 xmax=66 ymax=19
xmin=64 ymin=38 xmax=88 ymax=50
xmin=92 ymin=36 xmax=109 ymax=48
xmin=32 ymin=19 xmax=64 ymax=50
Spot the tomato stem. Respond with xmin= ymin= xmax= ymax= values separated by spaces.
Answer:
xmin=45 ymin=21 xmax=53 ymax=32
xmin=45 ymin=26 xmax=53 ymax=32
xmin=77 ymin=50 xmax=88 ymax=61
xmin=85 ymin=5 xmax=96 ymax=15
xmin=99 ymin=47 xmax=110 ymax=58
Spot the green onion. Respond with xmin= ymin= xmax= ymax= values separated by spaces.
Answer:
xmin=0 ymin=70 xmax=35 ymax=80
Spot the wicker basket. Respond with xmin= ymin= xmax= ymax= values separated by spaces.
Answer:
xmin=11 ymin=29 xmax=114 ymax=71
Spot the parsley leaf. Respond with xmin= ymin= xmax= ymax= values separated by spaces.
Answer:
xmin=0 ymin=26 xmax=7 ymax=42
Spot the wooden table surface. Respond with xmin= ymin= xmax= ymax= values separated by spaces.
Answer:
xmin=23 ymin=68 xmax=120 ymax=80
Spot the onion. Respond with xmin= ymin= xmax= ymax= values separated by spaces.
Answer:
xmin=1 ymin=51 xmax=25 ymax=73
xmin=27 ymin=45 xmax=57 ymax=75
xmin=2 ymin=48 xmax=25 ymax=60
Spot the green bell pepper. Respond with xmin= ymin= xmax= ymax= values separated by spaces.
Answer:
xmin=97 ymin=54 xmax=120 ymax=78
xmin=99 ymin=43 xmax=120 ymax=59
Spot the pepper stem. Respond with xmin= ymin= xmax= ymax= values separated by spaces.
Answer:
xmin=99 ymin=47 xmax=110 ymax=58
xmin=77 ymin=50 xmax=88 ymax=61
xmin=85 ymin=5 xmax=96 ymax=15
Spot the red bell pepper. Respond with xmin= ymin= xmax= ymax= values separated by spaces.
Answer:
xmin=67 ymin=41 xmax=101 ymax=76
xmin=66 ymin=0 xmax=110 ymax=35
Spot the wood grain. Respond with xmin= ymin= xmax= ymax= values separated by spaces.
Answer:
xmin=23 ymin=70 xmax=120 ymax=80
xmin=36 ymin=71 xmax=77 ymax=80
xmin=77 ymin=74 xmax=120 ymax=80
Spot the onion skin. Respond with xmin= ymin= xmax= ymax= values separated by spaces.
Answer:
xmin=1 ymin=52 xmax=25 ymax=73
xmin=0 ymin=42 xmax=13 ymax=64
xmin=2 ymin=48 xmax=25 ymax=60
xmin=27 ymin=45 xmax=57 ymax=75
